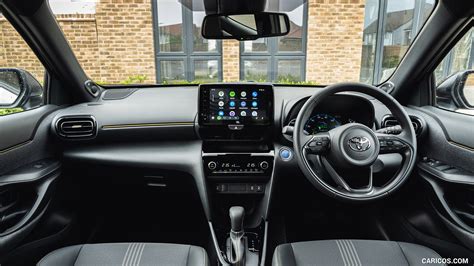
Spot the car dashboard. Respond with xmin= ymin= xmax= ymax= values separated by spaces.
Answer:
xmin=47 ymin=83 xmax=426 ymax=265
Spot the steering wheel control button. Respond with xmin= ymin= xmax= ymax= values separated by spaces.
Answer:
xmin=260 ymin=161 xmax=269 ymax=170
xmin=378 ymin=136 xmax=407 ymax=153
xmin=279 ymin=147 xmax=293 ymax=161
xmin=305 ymin=136 xmax=330 ymax=154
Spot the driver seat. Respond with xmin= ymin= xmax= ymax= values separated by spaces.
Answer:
xmin=272 ymin=239 xmax=444 ymax=266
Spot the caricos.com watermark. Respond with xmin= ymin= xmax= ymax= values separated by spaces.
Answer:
xmin=422 ymin=257 xmax=470 ymax=264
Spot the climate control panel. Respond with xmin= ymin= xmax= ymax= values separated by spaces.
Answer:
xmin=203 ymin=153 xmax=273 ymax=177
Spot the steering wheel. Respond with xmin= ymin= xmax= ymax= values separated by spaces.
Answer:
xmin=293 ymin=82 xmax=417 ymax=202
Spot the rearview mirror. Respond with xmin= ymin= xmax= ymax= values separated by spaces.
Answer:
xmin=0 ymin=68 xmax=43 ymax=111
xmin=202 ymin=12 xmax=290 ymax=40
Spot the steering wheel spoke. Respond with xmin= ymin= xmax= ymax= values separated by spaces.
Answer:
xmin=321 ymin=156 xmax=374 ymax=193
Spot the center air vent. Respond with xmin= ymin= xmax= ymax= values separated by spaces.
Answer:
xmin=381 ymin=115 xmax=423 ymax=136
xmin=56 ymin=116 xmax=97 ymax=139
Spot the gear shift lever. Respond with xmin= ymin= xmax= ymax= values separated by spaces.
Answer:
xmin=230 ymin=206 xmax=244 ymax=232
xmin=228 ymin=206 xmax=245 ymax=265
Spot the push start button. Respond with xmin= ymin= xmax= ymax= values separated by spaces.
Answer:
xmin=279 ymin=147 xmax=293 ymax=161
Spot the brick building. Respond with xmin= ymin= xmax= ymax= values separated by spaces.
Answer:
xmin=0 ymin=0 xmax=441 ymax=85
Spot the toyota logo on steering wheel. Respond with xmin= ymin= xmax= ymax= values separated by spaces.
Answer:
xmin=348 ymin=136 xmax=371 ymax=152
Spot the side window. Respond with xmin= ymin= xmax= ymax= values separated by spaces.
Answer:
xmin=434 ymin=27 xmax=474 ymax=115
xmin=0 ymin=12 xmax=45 ymax=116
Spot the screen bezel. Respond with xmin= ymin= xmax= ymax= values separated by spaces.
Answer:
xmin=198 ymin=83 xmax=274 ymax=127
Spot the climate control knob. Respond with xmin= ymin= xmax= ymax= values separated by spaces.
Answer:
xmin=208 ymin=161 xmax=217 ymax=170
xmin=260 ymin=161 xmax=269 ymax=170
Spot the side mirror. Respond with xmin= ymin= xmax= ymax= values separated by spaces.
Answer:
xmin=436 ymin=70 xmax=474 ymax=110
xmin=0 ymin=68 xmax=43 ymax=112
xmin=202 ymin=12 xmax=290 ymax=41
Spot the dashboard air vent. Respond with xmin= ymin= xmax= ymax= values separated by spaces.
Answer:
xmin=381 ymin=115 xmax=423 ymax=136
xmin=56 ymin=116 xmax=97 ymax=139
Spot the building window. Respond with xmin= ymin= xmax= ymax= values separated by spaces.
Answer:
xmin=153 ymin=0 xmax=222 ymax=83
xmin=242 ymin=59 xmax=269 ymax=81
xmin=239 ymin=3 xmax=308 ymax=83
xmin=360 ymin=0 xmax=435 ymax=84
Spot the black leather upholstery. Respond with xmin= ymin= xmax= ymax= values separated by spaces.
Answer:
xmin=38 ymin=242 xmax=209 ymax=266
xmin=273 ymin=239 xmax=444 ymax=266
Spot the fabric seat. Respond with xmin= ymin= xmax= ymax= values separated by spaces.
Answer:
xmin=273 ymin=239 xmax=444 ymax=266
xmin=38 ymin=242 xmax=209 ymax=266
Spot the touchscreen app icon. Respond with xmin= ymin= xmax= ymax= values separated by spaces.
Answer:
xmin=241 ymin=91 xmax=247 ymax=97
xmin=229 ymin=101 xmax=236 ymax=107
xmin=218 ymin=101 xmax=224 ymax=107
xmin=252 ymin=111 xmax=258 ymax=117
xmin=252 ymin=101 xmax=258 ymax=107
xmin=218 ymin=111 xmax=224 ymax=116
xmin=240 ymin=101 xmax=246 ymax=107
xmin=240 ymin=111 xmax=247 ymax=116
xmin=218 ymin=91 xmax=224 ymax=97
xmin=229 ymin=111 xmax=236 ymax=116
xmin=252 ymin=91 xmax=258 ymax=97
xmin=229 ymin=91 xmax=236 ymax=97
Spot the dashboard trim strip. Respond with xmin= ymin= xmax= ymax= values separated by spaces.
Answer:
xmin=0 ymin=140 xmax=32 ymax=154
xmin=448 ymin=140 xmax=474 ymax=152
xmin=101 ymin=122 xmax=194 ymax=129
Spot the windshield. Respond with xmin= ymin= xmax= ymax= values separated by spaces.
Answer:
xmin=44 ymin=0 xmax=435 ymax=85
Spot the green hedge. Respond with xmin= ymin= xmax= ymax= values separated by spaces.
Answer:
xmin=0 ymin=107 xmax=24 ymax=116
xmin=97 ymin=74 xmax=319 ymax=86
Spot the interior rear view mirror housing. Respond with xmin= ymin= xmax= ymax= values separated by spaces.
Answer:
xmin=201 ymin=12 xmax=290 ymax=41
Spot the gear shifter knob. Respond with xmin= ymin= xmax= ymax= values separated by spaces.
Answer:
xmin=229 ymin=206 xmax=245 ymax=232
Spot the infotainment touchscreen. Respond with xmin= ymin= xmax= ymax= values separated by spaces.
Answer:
xmin=199 ymin=84 xmax=273 ymax=126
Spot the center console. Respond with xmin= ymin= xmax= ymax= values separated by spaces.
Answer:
xmin=198 ymin=83 xmax=275 ymax=265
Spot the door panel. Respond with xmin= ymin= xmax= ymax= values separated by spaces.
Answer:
xmin=415 ymin=106 xmax=474 ymax=172
xmin=0 ymin=106 xmax=59 ymax=174
xmin=419 ymin=106 xmax=474 ymax=150
xmin=415 ymin=106 xmax=474 ymax=253
xmin=0 ymin=106 xmax=61 ymax=258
